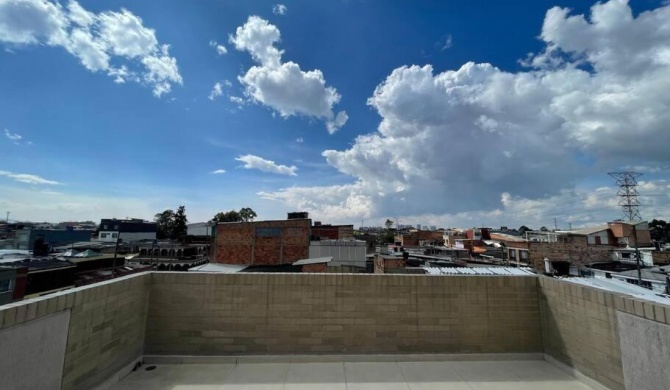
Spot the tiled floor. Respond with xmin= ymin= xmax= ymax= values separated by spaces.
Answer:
xmin=110 ymin=360 xmax=597 ymax=390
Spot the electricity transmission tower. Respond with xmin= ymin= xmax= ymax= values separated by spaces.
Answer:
xmin=608 ymin=172 xmax=643 ymax=222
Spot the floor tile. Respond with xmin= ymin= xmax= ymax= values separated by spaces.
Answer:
xmin=453 ymin=361 xmax=522 ymax=382
xmin=344 ymin=362 xmax=410 ymax=390
xmin=283 ymin=362 xmax=346 ymax=390
xmin=108 ymin=360 xmax=600 ymax=390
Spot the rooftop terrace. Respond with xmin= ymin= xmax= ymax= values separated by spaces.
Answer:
xmin=1 ymin=272 xmax=669 ymax=390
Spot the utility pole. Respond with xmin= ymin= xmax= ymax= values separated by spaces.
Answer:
xmin=554 ymin=218 xmax=558 ymax=231
xmin=633 ymin=224 xmax=643 ymax=287
xmin=5 ymin=211 xmax=9 ymax=223
xmin=113 ymin=237 xmax=121 ymax=272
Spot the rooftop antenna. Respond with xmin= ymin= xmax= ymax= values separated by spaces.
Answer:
xmin=608 ymin=171 xmax=643 ymax=222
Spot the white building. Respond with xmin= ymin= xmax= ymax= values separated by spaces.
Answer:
xmin=309 ymin=240 xmax=367 ymax=268
xmin=98 ymin=218 xmax=156 ymax=243
xmin=187 ymin=222 xmax=214 ymax=237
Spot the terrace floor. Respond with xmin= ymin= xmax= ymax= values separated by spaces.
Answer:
xmin=110 ymin=359 xmax=598 ymax=390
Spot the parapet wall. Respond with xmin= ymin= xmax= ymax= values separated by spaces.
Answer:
xmin=145 ymin=273 xmax=542 ymax=355
xmin=0 ymin=273 xmax=150 ymax=390
xmin=539 ymin=277 xmax=670 ymax=390
xmin=2 ymin=272 xmax=670 ymax=390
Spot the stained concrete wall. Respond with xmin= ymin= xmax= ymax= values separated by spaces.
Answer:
xmin=618 ymin=311 xmax=670 ymax=390
xmin=0 ymin=273 xmax=151 ymax=390
xmin=0 ymin=311 xmax=70 ymax=390
xmin=146 ymin=273 xmax=542 ymax=355
xmin=539 ymin=277 xmax=670 ymax=390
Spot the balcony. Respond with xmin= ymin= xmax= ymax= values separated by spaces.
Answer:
xmin=1 ymin=272 xmax=669 ymax=390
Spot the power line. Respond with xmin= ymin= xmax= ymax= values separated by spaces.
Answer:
xmin=608 ymin=171 xmax=643 ymax=222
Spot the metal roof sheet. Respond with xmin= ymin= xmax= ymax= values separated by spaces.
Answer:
xmin=293 ymin=257 xmax=333 ymax=266
xmin=422 ymin=267 xmax=536 ymax=276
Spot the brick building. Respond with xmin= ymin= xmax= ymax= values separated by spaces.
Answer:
xmin=311 ymin=222 xmax=354 ymax=240
xmin=394 ymin=230 xmax=444 ymax=247
xmin=214 ymin=218 xmax=311 ymax=266
xmin=374 ymin=254 xmax=406 ymax=274
xmin=495 ymin=222 xmax=654 ymax=271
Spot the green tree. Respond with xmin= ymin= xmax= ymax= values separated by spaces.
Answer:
xmin=519 ymin=225 xmax=531 ymax=234
xmin=239 ymin=207 xmax=257 ymax=222
xmin=211 ymin=207 xmax=257 ymax=223
xmin=385 ymin=219 xmax=394 ymax=230
xmin=154 ymin=209 xmax=175 ymax=239
xmin=173 ymin=205 xmax=188 ymax=238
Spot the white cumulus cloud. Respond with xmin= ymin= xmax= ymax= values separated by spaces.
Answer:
xmin=273 ymin=4 xmax=287 ymax=15
xmin=230 ymin=16 xmax=347 ymax=133
xmin=4 ymin=129 xmax=22 ymax=142
xmin=209 ymin=81 xmax=224 ymax=100
xmin=209 ymin=39 xmax=227 ymax=55
xmin=0 ymin=170 xmax=61 ymax=185
xmin=236 ymin=154 xmax=297 ymax=176
xmin=259 ymin=0 xmax=670 ymax=225
xmin=0 ymin=0 xmax=182 ymax=97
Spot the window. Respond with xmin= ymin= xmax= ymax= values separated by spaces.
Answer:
xmin=508 ymin=249 xmax=517 ymax=260
xmin=100 ymin=233 xmax=108 ymax=238
xmin=114 ymin=225 xmax=119 ymax=230
xmin=103 ymin=225 xmax=108 ymax=230
xmin=112 ymin=233 xmax=118 ymax=238
xmin=594 ymin=236 xmax=602 ymax=245
xmin=0 ymin=279 xmax=13 ymax=293
xmin=520 ymin=250 xmax=528 ymax=260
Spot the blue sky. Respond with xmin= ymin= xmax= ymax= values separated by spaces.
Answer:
xmin=1 ymin=0 xmax=670 ymax=229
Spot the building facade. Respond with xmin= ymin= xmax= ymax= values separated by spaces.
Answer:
xmin=214 ymin=218 xmax=311 ymax=266
xmin=98 ymin=218 xmax=157 ymax=243
xmin=309 ymin=239 xmax=366 ymax=268
xmin=311 ymin=223 xmax=354 ymax=240
xmin=187 ymin=222 xmax=214 ymax=237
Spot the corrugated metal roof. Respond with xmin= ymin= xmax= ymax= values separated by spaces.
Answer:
xmin=188 ymin=263 xmax=247 ymax=273
xmin=564 ymin=277 xmax=670 ymax=305
xmin=569 ymin=226 xmax=609 ymax=236
xmin=293 ymin=257 xmax=333 ymax=266
xmin=423 ymin=267 xmax=536 ymax=276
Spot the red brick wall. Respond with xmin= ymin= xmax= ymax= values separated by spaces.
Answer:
xmin=302 ymin=263 xmax=327 ymax=272
xmin=526 ymin=236 xmax=612 ymax=270
xmin=652 ymin=251 xmax=670 ymax=265
xmin=312 ymin=225 xmax=354 ymax=240
xmin=215 ymin=219 xmax=310 ymax=265
xmin=374 ymin=255 xmax=406 ymax=273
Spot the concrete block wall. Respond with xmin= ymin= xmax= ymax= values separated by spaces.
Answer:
xmin=0 ymin=273 xmax=151 ymax=390
xmin=145 ymin=273 xmax=542 ymax=356
xmin=61 ymin=274 xmax=150 ymax=390
xmin=538 ymin=277 xmax=670 ymax=390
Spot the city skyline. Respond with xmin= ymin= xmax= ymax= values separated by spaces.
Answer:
xmin=2 ymin=0 xmax=670 ymax=228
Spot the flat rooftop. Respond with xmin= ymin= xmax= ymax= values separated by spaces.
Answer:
xmin=111 ymin=359 xmax=596 ymax=390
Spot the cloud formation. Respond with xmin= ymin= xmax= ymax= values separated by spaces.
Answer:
xmin=0 ymin=0 xmax=182 ymax=96
xmin=273 ymin=4 xmax=287 ymax=15
xmin=230 ymin=16 xmax=347 ymax=133
xmin=209 ymin=82 xmax=224 ymax=100
xmin=209 ymin=39 xmax=227 ymax=55
xmin=0 ymin=170 xmax=61 ymax=185
xmin=211 ymin=169 xmax=226 ymax=174
xmin=259 ymin=0 xmax=670 ymax=225
xmin=4 ymin=129 xmax=22 ymax=142
xmin=236 ymin=154 xmax=297 ymax=176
